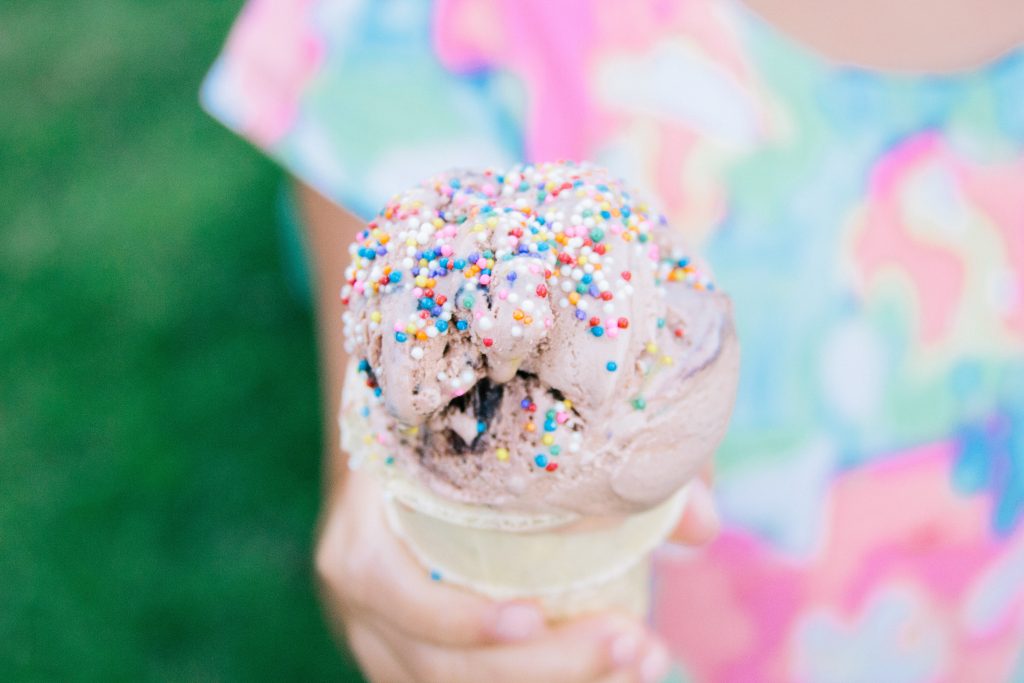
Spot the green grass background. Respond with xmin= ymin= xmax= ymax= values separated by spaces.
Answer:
xmin=1 ymin=2 xmax=363 ymax=680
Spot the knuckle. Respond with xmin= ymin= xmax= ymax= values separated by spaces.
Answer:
xmin=406 ymin=643 xmax=460 ymax=683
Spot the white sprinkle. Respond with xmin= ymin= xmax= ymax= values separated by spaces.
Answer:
xmin=411 ymin=347 xmax=424 ymax=360
xmin=511 ymin=326 xmax=523 ymax=338
xmin=479 ymin=317 xmax=494 ymax=331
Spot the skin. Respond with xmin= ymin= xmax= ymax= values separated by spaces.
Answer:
xmin=301 ymin=3 xmax=1024 ymax=680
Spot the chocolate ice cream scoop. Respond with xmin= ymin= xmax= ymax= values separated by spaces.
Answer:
xmin=342 ymin=162 xmax=739 ymax=515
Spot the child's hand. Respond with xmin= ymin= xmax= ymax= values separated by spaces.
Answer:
xmin=316 ymin=469 xmax=680 ymax=683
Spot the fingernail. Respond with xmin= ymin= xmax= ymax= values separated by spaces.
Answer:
xmin=492 ymin=603 xmax=544 ymax=641
xmin=610 ymin=632 xmax=640 ymax=666
xmin=640 ymin=643 xmax=671 ymax=683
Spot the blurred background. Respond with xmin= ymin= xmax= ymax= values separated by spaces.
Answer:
xmin=1 ymin=2 xmax=363 ymax=679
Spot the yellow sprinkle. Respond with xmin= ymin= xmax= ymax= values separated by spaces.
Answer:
xmin=578 ymin=256 xmax=588 ymax=265
xmin=432 ymin=218 xmax=444 ymax=228
xmin=495 ymin=447 xmax=509 ymax=461
xmin=406 ymin=237 xmax=417 ymax=247
xmin=512 ymin=309 xmax=524 ymax=321
xmin=370 ymin=311 xmax=382 ymax=323
xmin=414 ymin=275 xmax=428 ymax=287
xmin=487 ymin=217 xmax=498 ymax=227
xmin=523 ymin=316 xmax=533 ymax=325
xmin=646 ymin=342 xmax=659 ymax=354
xmin=563 ymin=399 xmax=573 ymax=409
xmin=660 ymin=355 xmax=674 ymax=365
xmin=404 ymin=426 xmax=420 ymax=436
xmin=542 ymin=434 xmax=555 ymax=446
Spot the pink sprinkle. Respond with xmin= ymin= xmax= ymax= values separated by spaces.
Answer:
xmin=498 ymin=289 xmax=509 ymax=300
xmin=529 ymin=264 xmax=540 ymax=274
xmin=393 ymin=322 xmax=404 ymax=332
xmin=440 ymin=245 xmax=453 ymax=256
xmin=354 ymin=282 xmax=365 ymax=293
xmin=544 ymin=318 xmax=553 ymax=328
xmin=479 ymin=274 xmax=491 ymax=285
xmin=474 ymin=311 xmax=484 ymax=319
xmin=482 ymin=183 xmax=496 ymax=196
xmin=412 ymin=287 xmax=423 ymax=297
xmin=556 ymin=412 xmax=569 ymax=424
xmin=648 ymin=245 xmax=660 ymax=261
xmin=607 ymin=328 xmax=619 ymax=338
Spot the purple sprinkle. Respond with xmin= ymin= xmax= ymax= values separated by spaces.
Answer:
xmin=431 ymin=306 xmax=443 ymax=317
xmin=588 ymin=284 xmax=600 ymax=297
xmin=507 ymin=272 xmax=517 ymax=281
xmin=575 ymin=309 xmax=586 ymax=320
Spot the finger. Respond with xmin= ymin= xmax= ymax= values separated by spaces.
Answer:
xmin=372 ymin=611 xmax=652 ymax=683
xmin=345 ymin=621 xmax=415 ymax=683
xmin=317 ymin=470 xmax=545 ymax=647
xmin=667 ymin=477 xmax=720 ymax=546
xmin=634 ymin=639 xmax=673 ymax=683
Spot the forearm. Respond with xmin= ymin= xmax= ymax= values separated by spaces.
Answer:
xmin=295 ymin=181 xmax=364 ymax=495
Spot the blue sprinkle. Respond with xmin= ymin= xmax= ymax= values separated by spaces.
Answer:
xmin=581 ymin=273 xmax=593 ymax=284
xmin=389 ymin=272 xmax=402 ymax=283
xmin=591 ymin=326 xmax=604 ymax=337
xmin=544 ymin=420 xmax=556 ymax=432
xmin=476 ymin=421 xmax=486 ymax=433
xmin=395 ymin=332 xmax=408 ymax=343
xmin=358 ymin=359 xmax=370 ymax=372
xmin=507 ymin=272 xmax=517 ymax=281
xmin=449 ymin=178 xmax=461 ymax=189
xmin=657 ymin=318 xmax=666 ymax=328
xmin=453 ymin=259 xmax=466 ymax=270
xmin=517 ymin=245 xmax=530 ymax=255
xmin=520 ymin=398 xmax=531 ymax=409
xmin=360 ymin=406 xmax=370 ymax=417
xmin=534 ymin=454 xmax=548 ymax=467
xmin=431 ymin=306 xmax=443 ymax=317
xmin=537 ymin=242 xmax=549 ymax=251
xmin=435 ymin=320 xmax=449 ymax=332
xmin=456 ymin=320 xmax=468 ymax=331
xmin=373 ymin=387 xmax=382 ymax=397
xmin=429 ymin=569 xmax=442 ymax=581
xmin=606 ymin=361 xmax=617 ymax=371
xmin=600 ymin=210 xmax=611 ymax=220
